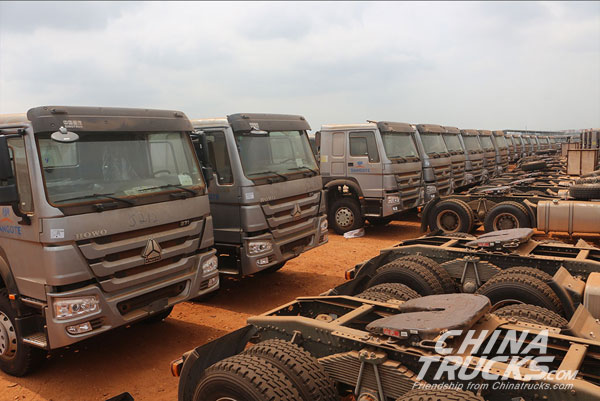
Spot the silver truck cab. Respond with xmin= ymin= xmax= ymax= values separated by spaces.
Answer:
xmin=477 ymin=130 xmax=498 ymax=178
xmin=505 ymin=132 xmax=526 ymax=159
xmin=504 ymin=133 xmax=518 ymax=162
xmin=0 ymin=106 xmax=218 ymax=376
xmin=538 ymin=135 xmax=551 ymax=151
xmin=441 ymin=126 xmax=471 ymax=188
xmin=318 ymin=121 xmax=423 ymax=234
xmin=190 ymin=114 xmax=328 ymax=275
xmin=415 ymin=124 xmax=453 ymax=199
xmin=459 ymin=129 xmax=487 ymax=183
xmin=491 ymin=130 xmax=510 ymax=174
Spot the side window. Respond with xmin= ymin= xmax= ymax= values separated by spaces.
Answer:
xmin=349 ymin=131 xmax=379 ymax=163
xmin=8 ymin=137 xmax=34 ymax=213
xmin=332 ymin=132 xmax=345 ymax=157
xmin=205 ymin=131 xmax=233 ymax=184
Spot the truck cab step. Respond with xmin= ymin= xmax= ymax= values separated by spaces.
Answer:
xmin=22 ymin=332 xmax=48 ymax=349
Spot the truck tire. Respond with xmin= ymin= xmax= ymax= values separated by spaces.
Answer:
xmin=569 ymin=183 xmax=600 ymax=200
xmin=428 ymin=199 xmax=474 ymax=234
xmin=367 ymin=216 xmax=393 ymax=226
xmin=142 ymin=306 xmax=173 ymax=324
xmin=243 ymin=339 xmax=337 ymax=401
xmin=496 ymin=266 xmax=553 ymax=283
xmin=329 ymin=197 xmax=363 ymax=235
xmin=0 ymin=289 xmax=46 ymax=376
xmin=397 ymin=388 xmax=484 ymax=401
xmin=483 ymin=201 xmax=531 ymax=232
xmin=356 ymin=283 xmax=420 ymax=302
xmin=398 ymin=255 xmax=457 ymax=293
xmin=193 ymin=354 xmax=302 ymax=401
xmin=365 ymin=260 xmax=444 ymax=296
xmin=493 ymin=304 xmax=568 ymax=328
xmin=521 ymin=160 xmax=546 ymax=171
xmin=475 ymin=273 xmax=564 ymax=315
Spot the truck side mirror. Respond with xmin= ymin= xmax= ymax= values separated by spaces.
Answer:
xmin=0 ymin=137 xmax=19 ymax=206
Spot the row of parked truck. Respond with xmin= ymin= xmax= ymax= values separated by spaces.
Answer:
xmin=313 ymin=121 xmax=562 ymax=234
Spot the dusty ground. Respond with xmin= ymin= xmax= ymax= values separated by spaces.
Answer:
xmin=2 ymin=212 xmax=599 ymax=401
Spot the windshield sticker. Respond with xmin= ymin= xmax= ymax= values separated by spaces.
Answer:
xmin=50 ymin=229 xmax=65 ymax=239
xmin=0 ymin=207 xmax=21 ymax=236
xmin=245 ymin=192 xmax=255 ymax=200
xmin=178 ymin=174 xmax=193 ymax=186
xmin=295 ymin=158 xmax=304 ymax=167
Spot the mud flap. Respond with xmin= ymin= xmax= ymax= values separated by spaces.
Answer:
xmin=420 ymin=197 xmax=441 ymax=232
xmin=177 ymin=325 xmax=258 ymax=401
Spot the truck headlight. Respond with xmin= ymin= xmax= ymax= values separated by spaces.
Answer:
xmin=386 ymin=195 xmax=400 ymax=204
xmin=320 ymin=219 xmax=328 ymax=231
xmin=202 ymin=255 xmax=218 ymax=275
xmin=248 ymin=240 xmax=273 ymax=255
xmin=425 ymin=185 xmax=437 ymax=195
xmin=54 ymin=296 xmax=99 ymax=320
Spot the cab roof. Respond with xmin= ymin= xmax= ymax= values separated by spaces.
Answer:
xmin=478 ymin=130 xmax=493 ymax=136
xmin=190 ymin=118 xmax=229 ymax=129
xmin=320 ymin=121 xmax=415 ymax=134
xmin=227 ymin=113 xmax=310 ymax=132
xmin=443 ymin=126 xmax=461 ymax=134
xmin=416 ymin=124 xmax=445 ymax=134
xmin=460 ymin=129 xmax=479 ymax=136
xmin=4 ymin=106 xmax=192 ymax=132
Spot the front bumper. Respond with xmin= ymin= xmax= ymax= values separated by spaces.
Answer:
xmin=44 ymin=248 xmax=218 ymax=349
xmin=240 ymin=214 xmax=328 ymax=275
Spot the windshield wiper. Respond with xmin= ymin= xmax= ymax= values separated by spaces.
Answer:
xmin=287 ymin=167 xmax=318 ymax=176
xmin=55 ymin=192 xmax=135 ymax=206
xmin=141 ymin=183 xmax=198 ymax=196
xmin=247 ymin=171 xmax=289 ymax=181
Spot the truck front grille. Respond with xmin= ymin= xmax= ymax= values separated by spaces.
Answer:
xmin=261 ymin=191 xmax=321 ymax=239
xmin=77 ymin=217 xmax=205 ymax=292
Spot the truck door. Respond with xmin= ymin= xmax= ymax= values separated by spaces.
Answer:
xmin=348 ymin=131 xmax=382 ymax=198
xmin=202 ymin=129 xmax=241 ymax=245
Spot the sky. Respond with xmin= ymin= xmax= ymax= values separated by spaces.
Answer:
xmin=0 ymin=1 xmax=598 ymax=131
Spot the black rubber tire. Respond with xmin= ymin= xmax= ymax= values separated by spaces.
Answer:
xmin=0 ymin=289 xmax=46 ymax=376
xmin=398 ymin=255 xmax=456 ymax=293
xmin=476 ymin=273 xmax=564 ymax=315
xmin=569 ymin=183 xmax=600 ymax=200
xmin=483 ymin=201 xmax=531 ymax=232
xmin=493 ymin=304 xmax=569 ymax=328
xmin=356 ymin=283 xmax=420 ymax=302
xmin=243 ymin=340 xmax=337 ymax=401
xmin=521 ymin=160 xmax=547 ymax=172
xmin=367 ymin=216 xmax=393 ymax=226
xmin=142 ymin=306 xmax=174 ymax=324
xmin=496 ymin=266 xmax=553 ymax=283
xmin=428 ymin=199 xmax=474 ymax=234
xmin=329 ymin=197 xmax=364 ymax=235
xmin=397 ymin=388 xmax=484 ymax=401
xmin=193 ymin=353 xmax=302 ymax=401
xmin=365 ymin=260 xmax=444 ymax=296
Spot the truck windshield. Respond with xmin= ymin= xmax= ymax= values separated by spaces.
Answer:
xmin=420 ymin=133 xmax=448 ymax=155
xmin=234 ymin=130 xmax=318 ymax=181
xmin=463 ymin=135 xmax=482 ymax=151
xmin=495 ymin=135 xmax=508 ymax=148
xmin=442 ymin=134 xmax=463 ymax=152
xmin=380 ymin=132 xmax=419 ymax=160
xmin=479 ymin=135 xmax=494 ymax=150
xmin=37 ymin=131 xmax=203 ymax=206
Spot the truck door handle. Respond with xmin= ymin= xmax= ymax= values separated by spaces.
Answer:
xmin=348 ymin=162 xmax=354 ymax=166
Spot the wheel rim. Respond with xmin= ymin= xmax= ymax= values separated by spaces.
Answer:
xmin=0 ymin=311 xmax=17 ymax=360
xmin=216 ymin=398 xmax=237 ymax=401
xmin=335 ymin=207 xmax=354 ymax=228
xmin=494 ymin=213 xmax=519 ymax=230
xmin=436 ymin=210 xmax=460 ymax=233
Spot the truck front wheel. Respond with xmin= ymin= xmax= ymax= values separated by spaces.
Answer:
xmin=0 ymin=289 xmax=46 ymax=376
xmin=329 ymin=198 xmax=363 ymax=235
